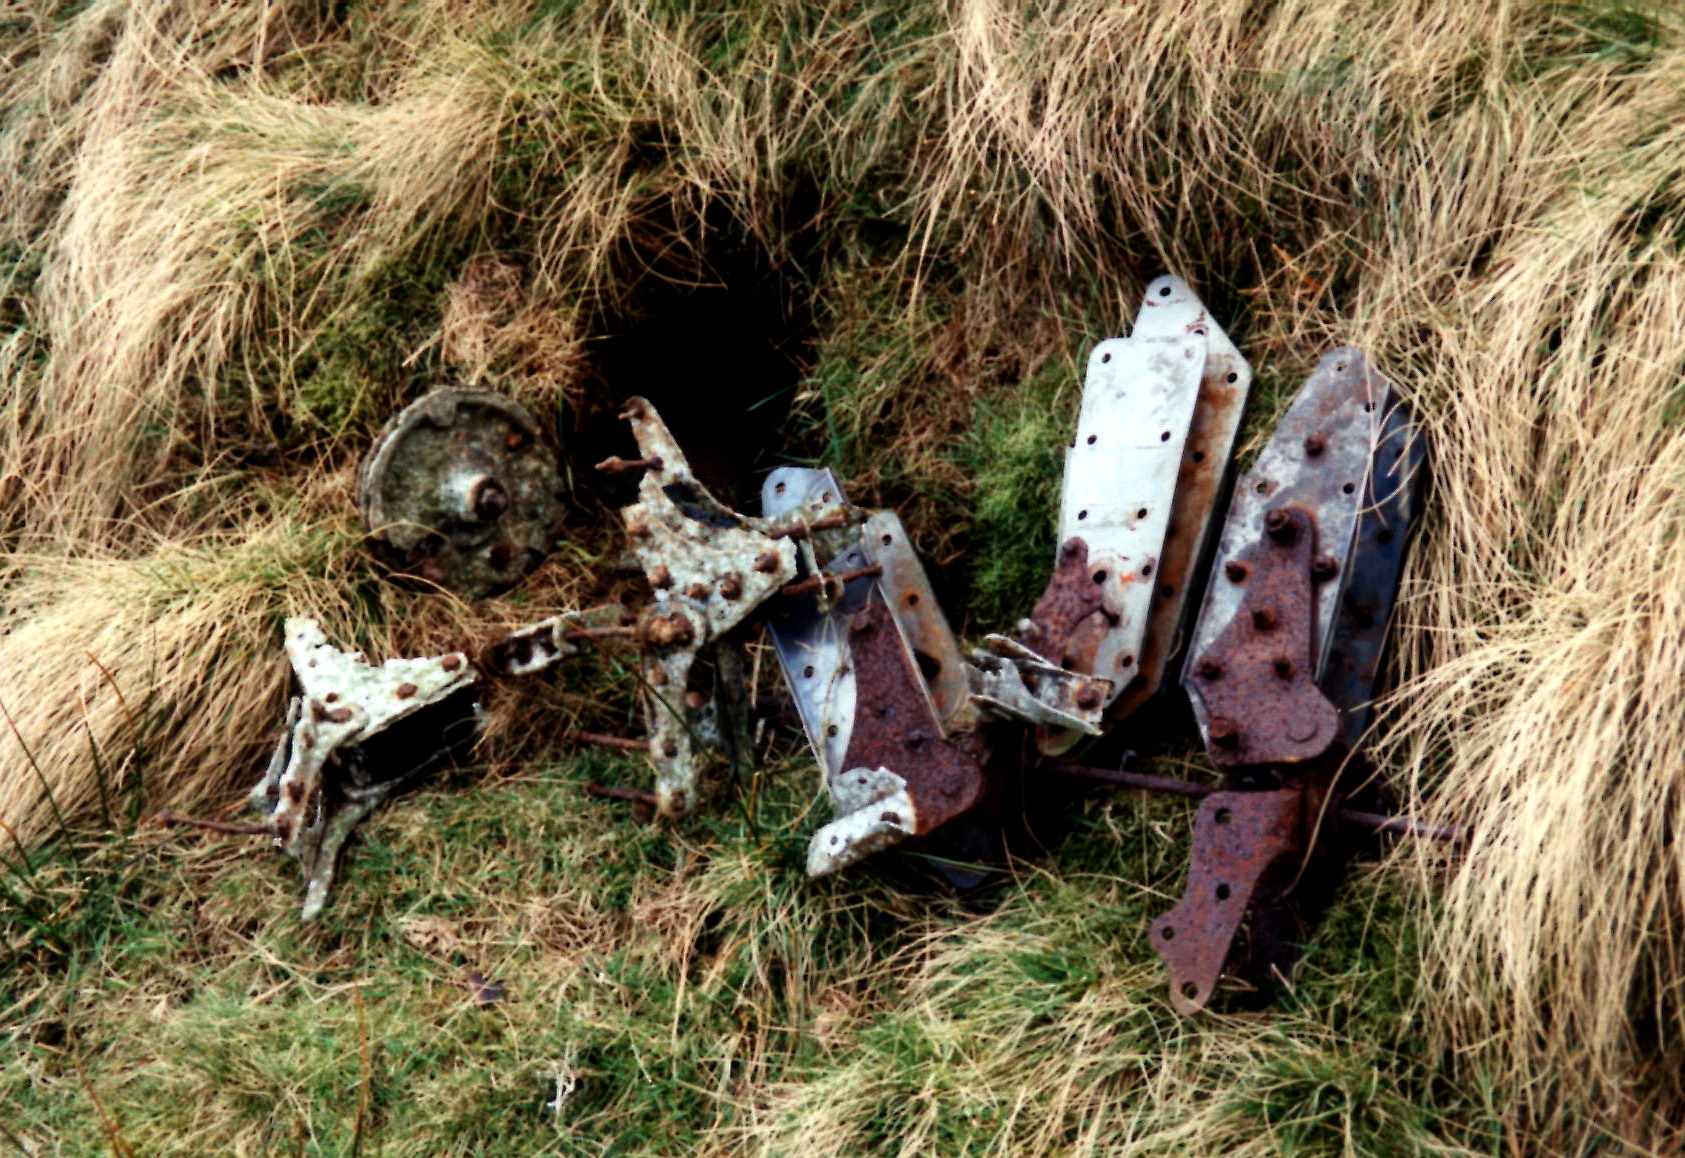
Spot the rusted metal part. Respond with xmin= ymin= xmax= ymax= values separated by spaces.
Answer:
xmin=485 ymin=604 xmax=632 ymax=676
xmin=249 ymin=618 xmax=479 ymax=920
xmin=860 ymin=511 xmax=974 ymax=733
xmin=969 ymin=635 xmax=1112 ymax=733
xmin=1185 ymin=348 xmax=1384 ymax=739
xmin=1152 ymin=789 xmax=1306 ymax=1015
xmin=1185 ymin=507 xmax=1340 ymax=768
xmin=807 ymin=599 xmax=984 ymax=876
xmin=1106 ymin=276 xmax=1254 ymax=720
xmin=604 ymin=396 xmax=865 ymax=818
xmin=566 ymin=730 xmax=649 ymax=752
xmin=359 ymin=388 xmax=563 ymax=599
xmin=1023 ymin=538 xmax=1113 ymax=666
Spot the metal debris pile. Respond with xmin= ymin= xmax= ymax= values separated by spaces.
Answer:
xmin=234 ymin=274 xmax=1427 ymax=1014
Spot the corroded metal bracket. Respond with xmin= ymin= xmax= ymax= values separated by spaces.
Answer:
xmin=249 ymin=618 xmax=479 ymax=920
xmin=1155 ymin=349 xmax=1423 ymax=1013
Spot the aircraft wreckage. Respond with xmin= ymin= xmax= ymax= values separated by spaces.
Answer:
xmin=225 ymin=275 xmax=1433 ymax=1013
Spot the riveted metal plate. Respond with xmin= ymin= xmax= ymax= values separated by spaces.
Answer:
xmin=1109 ymin=275 xmax=1254 ymax=718
xmin=1185 ymin=508 xmax=1340 ymax=768
xmin=760 ymin=467 xmax=875 ymax=779
xmin=359 ymin=388 xmax=563 ymax=599
xmin=1185 ymin=348 xmax=1383 ymax=738
xmin=1056 ymin=329 xmax=1206 ymax=695
xmin=1151 ymin=789 xmax=1303 ymax=1014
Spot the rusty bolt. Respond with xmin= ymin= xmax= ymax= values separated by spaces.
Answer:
xmin=441 ymin=655 xmax=463 ymax=672
xmin=643 ymin=613 xmax=696 ymax=649
xmin=1209 ymin=717 xmax=1242 ymax=749
xmin=395 ymin=682 xmax=417 ymax=699
xmin=1060 ymin=539 xmax=1084 ymax=560
xmin=326 ymin=706 xmax=354 ymax=724
xmin=648 ymin=564 xmax=673 ymax=589
xmin=753 ymin=549 xmax=780 ymax=573
xmin=662 ymin=739 xmax=679 ymax=758
xmin=505 ymin=430 xmax=529 ymax=450
xmin=1224 ymin=560 xmax=1250 ymax=583
xmin=684 ymin=690 xmax=708 ymax=710
xmin=1273 ymin=657 xmax=1295 ymax=678
xmin=1252 ymin=608 xmax=1278 ymax=631
xmin=471 ymin=477 xmax=509 ymax=521
xmin=649 ymin=666 xmax=669 ymax=686
xmin=625 ymin=512 xmax=651 ymax=538
xmin=1264 ymin=508 xmax=1296 ymax=545
xmin=1075 ymin=685 xmax=1103 ymax=711
xmin=685 ymin=581 xmax=709 ymax=600
xmin=1311 ymin=555 xmax=1339 ymax=582
xmin=718 ymin=573 xmax=743 ymax=600
xmin=1195 ymin=658 xmax=1224 ymax=681
xmin=1304 ymin=434 xmax=1326 ymax=456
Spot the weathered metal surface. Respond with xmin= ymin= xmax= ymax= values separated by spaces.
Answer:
xmin=1151 ymin=789 xmax=1303 ymax=1014
xmin=1054 ymin=325 xmax=1205 ymax=701
xmin=1184 ymin=348 xmax=1383 ymax=739
xmin=1185 ymin=507 xmax=1340 ymax=768
xmin=969 ymin=635 xmax=1111 ymax=733
xmin=610 ymin=396 xmax=827 ymax=817
xmin=1023 ymin=538 xmax=1113 ymax=667
xmin=359 ymin=388 xmax=563 ymax=598
xmin=859 ymin=511 xmax=973 ymax=734
xmin=760 ymin=468 xmax=876 ymax=782
xmin=806 ymin=599 xmax=984 ymax=876
xmin=1318 ymin=392 xmax=1424 ymax=753
xmin=485 ymin=604 xmax=632 ymax=676
xmin=1107 ymin=275 xmax=1254 ymax=719
xmin=249 ymin=618 xmax=479 ymax=920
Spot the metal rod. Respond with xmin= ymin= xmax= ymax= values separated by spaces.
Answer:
xmin=780 ymin=564 xmax=883 ymax=598
xmin=582 ymin=781 xmax=659 ymax=806
xmin=565 ymin=730 xmax=649 ymax=752
xmin=1045 ymin=764 xmax=1466 ymax=843
xmin=155 ymin=810 xmax=271 ymax=836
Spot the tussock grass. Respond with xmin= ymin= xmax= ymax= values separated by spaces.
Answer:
xmin=7 ymin=0 xmax=1685 ymax=1151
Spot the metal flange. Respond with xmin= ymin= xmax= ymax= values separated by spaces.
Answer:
xmin=358 ymin=387 xmax=563 ymax=599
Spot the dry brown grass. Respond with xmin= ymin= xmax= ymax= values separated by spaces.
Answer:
xmin=8 ymin=0 xmax=1685 ymax=1150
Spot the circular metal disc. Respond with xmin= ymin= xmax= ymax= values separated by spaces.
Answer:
xmin=358 ymin=388 xmax=563 ymax=599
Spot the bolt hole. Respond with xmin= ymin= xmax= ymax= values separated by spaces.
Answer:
xmin=906 ymin=592 xmax=920 ymax=607
xmin=1086 ymin=434 xmax=1097 ymax=445
xmin=1181 ymin=981 xmax=1199 ymax=1000
xmin=1256 ymin=481 xmax=1270 ymax=494
xmin=826 ymin=724 xmax=838 ymax=737
xmin=1365 ymin=400 xmax=1376 ymax=412
xmin=1225 ymin=371 xmax=1238 ymax=384
xmin=1159 ymin=284 xmax=1172 ymax=297
xmin=1336 ymin=361 xmax=1348 ymax=372
xmin=1077 ymin=509 xmax=1088 ymax=521
xmin=1141 ymin=563 xmax=1154 ymax=577
xmin=822 ymin=491 xmax=834 ymax=503
xmin=1192 ymin=450 xmax=1206 ymax=463
xmin=803 ymin=665 xmax=815 ymax=679
xmin=1093 ymin=570 xmax=1108 ymax=584
xmin=1216 ymin=883 xmax=1231 ymax=901
xmin=1342 ymin=482 xmax=1356 ymax=494
xmin=1160 ymin=430 xmax=1171 ymax=442
xmin=1119 ymin=654 xmax=1134 ymax=669
xmin=1101 ymin=352 xmax=1111 ymax=364
xmin=774 ymin=481 xmax=787 ymax=495
xmin=1158 ymin=583 xmax=1175 ymax=598
xmin=1377 ymin=529 xmax=1395 ymax=544
xmin=1162 ymin=926 xmax=1176 ymax=940
xmin=1136 ymin=508 xmax=1148 ymax=519
xmin=1215 ymin=808 xmax=1232 ymax=826
xmin=881 ymin=533 xmax=893 ymax=546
